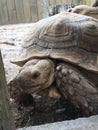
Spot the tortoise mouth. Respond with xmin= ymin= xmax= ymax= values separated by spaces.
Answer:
xmin=9 ymin=79 xmax=53 ymax=96
xmin=24 ymin=85 xmax=42 ymax=94
xmin=23 ymin=82 xmax=53 ymax=94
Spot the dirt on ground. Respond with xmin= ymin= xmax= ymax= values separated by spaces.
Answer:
xmin=0 ymin=23 xmax=89 ymax=129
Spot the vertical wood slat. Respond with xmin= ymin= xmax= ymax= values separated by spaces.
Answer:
xmin=0 ymin=50 xmax=15 ymax=130
xmin=72 ymin=0 xmax=79 ymax=5
xmin=0 ymin=0 xmax=9 ymax=24
xmin=49 ymin=0 xmax=92 ymax=5
xmin=0 ymin=2 xmax=3 ymax=25
xmin=23 ymin=0 xmax=31 ymax=22
xmin=14 ymin=0 xmax=25 ymax=23
xmin=37 ymin=0 xmax=49 ymax=20
xmin=61 ymin=0 xmax=68 ymax=4
xmin=49 ymin=0 xmax=56 ymax=5
xmin=37 ymin=0 xmax=42 ymax=19
xmin=0 ymin=0 xmax=93 ymax=25
xmin=30 ymin=0 xmax=38 ymax=22
xmin=56 ymin=0 xmax=62 ymax=4
xmin=86 ymin=0 xmax=92 ymax=5
xmin=7 ymin=0 xmax=17 ymax=24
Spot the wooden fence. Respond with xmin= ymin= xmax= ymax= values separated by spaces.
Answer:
xmin=48 ymin=0 xmax=92 ymax=5
xmin=0 ymin=0 xmax=92 ymax=25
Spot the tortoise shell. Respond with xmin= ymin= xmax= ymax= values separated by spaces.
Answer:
xmin=12 ymin=12 xmax=98 ymax=73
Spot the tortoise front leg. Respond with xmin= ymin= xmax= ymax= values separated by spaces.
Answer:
xmin=56 ymin=64 xmax=98 ymax=116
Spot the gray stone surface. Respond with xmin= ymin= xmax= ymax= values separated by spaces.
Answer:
xmin=0 ymin=23 xmax=34 ymax=82
xmin=18 ymin=115 xmax=98 ymax=130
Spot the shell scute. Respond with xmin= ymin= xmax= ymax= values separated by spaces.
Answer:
xmin=12 ymin=12 xmax=98 ymax=73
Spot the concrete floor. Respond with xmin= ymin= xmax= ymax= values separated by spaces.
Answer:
xmin=0 ymin=23 xmax=33 ymax=82
xmin=18 ymin=115 xmax=98 ymax=130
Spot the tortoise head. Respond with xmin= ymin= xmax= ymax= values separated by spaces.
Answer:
xmin=9 ymin=59 xmax=56 ymax=98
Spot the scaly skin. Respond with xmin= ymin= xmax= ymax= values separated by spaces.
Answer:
xmin=56 ymin=63 xmax=98 ymax=115
xmin=9 ymin=59 xmax=57 ymax=100
xmin=9 ymin=59 xmax=98 ymax=115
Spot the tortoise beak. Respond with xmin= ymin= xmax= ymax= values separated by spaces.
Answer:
xmin=8 ymin=77 xmax=41 ymax=94
xmin=8 ymin=76 xmax=49 ymax=98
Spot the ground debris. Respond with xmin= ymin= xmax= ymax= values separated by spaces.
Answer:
xmin=11 ymin=95 xmax=85 ymax=129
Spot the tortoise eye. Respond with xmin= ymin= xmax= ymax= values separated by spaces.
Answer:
xmin=31 ymin=72 xmax=40 ymax=79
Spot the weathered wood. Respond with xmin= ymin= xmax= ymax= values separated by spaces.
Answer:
xmin=30 ymin=0 xmax=38 ymax=22
xmin=56 ymin=0 xmax=62 ymax=4
xmin=0 ymin=0 xmax=94 ymax=25
xmin=23 ymin=0 xmax=31 ymax=22
xmin=7 ymin=0 xmax=17 ymax=24
xmin=0 ymin=0 xmax=9 ymax=24
xmin=37 ymin=0 xmax=49 ymax=20
xmin=49 ymin=0 xmax=56 ymax=5
xmin=62 ymin=0 xmax=66 ymax=3
xmin=15 ymin=0 xmax=24 ymax=23
xmin=0 ymin=50 xmax=15 ymax=130
xmin=0 ymin=4 xmax=3 ymax=25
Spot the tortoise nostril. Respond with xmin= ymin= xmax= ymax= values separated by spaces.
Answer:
xmin=31 ymin=72 xmax=40 ymax=79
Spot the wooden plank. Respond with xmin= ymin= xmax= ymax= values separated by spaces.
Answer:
xmin=37 ymin=0 xmax=43 ymax=20
xmin=0 ymin=1 xmax=4 ymax=24
xmin=56 ymin=0 xmax=62 ymax=4
xmin=49 ymin=0 xmax=56 ymax=5
xmin=73 ymin=0 xmax=79 ymax=5
xmin=61 ymin=0 xmax=68 ymax=4
xmin=61 ymin=0 xmax=78 ymax=5
xmin=0 ymin=0 xmax=92 ymax=25
xmin=82 ymin=0 xmax=86 ymax=4
xmin=37 ymin=0 xmax=49 ymax=20
xmin=49 ymin=0 xmax=80 ymax=5
xmin=48 ymin=0 xmax=50 ymax=5
xmin=0 ymin=2 xmax=3 ymax=24
xmin=66 ymin=0 xmax=72 ymax=4
xmin=0 ymin=0 xmax=9 ymax=24
xmin=14 ymin=0 xmax=25 ymax=23
xmin=43 ymin=0 xmax=49 ymax=17
xmin=30 ymin=0 xmax=38 ymax=22
xmin=86 ymin=0 xmax=92 ymax=5
xmin=0 ymin=50 xmax=15 ymax=130
xmin=2 ymin=0 xmax=9 ymax=24
xmin=7 ymin=0 xmax=17 ymax=24
xmin=23 ymin=0 xmax=31 ymax=22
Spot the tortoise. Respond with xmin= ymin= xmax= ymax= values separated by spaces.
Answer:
xmin=67 ymin=1 xmax=98 ymax=19
xmin=9 ymin=12 xmax=98 ymax=115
